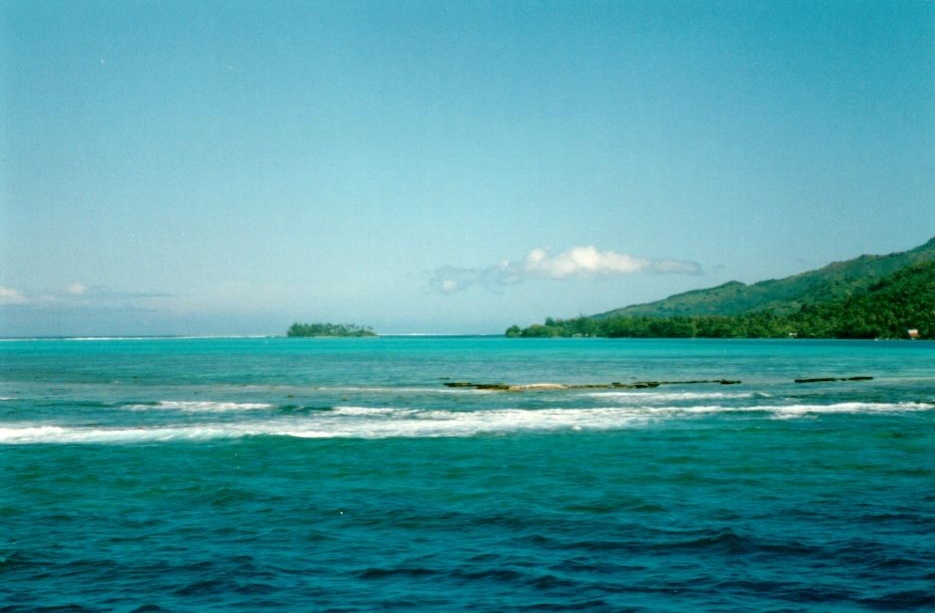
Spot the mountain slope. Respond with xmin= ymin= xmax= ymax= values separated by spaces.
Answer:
xmin=507 ymin=258 xmax=934 ymax=339
xmin=594 ymin=237 xmax=935 ymax=319
xmin=783 ymin=260 xmax=935 ymax=339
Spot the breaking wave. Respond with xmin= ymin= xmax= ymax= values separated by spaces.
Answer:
xmin=124 ymin=400 xmax=276 ymax=412
xmin=1 ymin=401 xmax=931 ymax=445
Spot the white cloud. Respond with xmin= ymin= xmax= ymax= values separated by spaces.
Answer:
xmin=430 ymin=246 xmax=702 ymax=294
xmin=524 ymin=246 xmax=658 ymax=277
xmin=0 ymin=283 xmax=174 ymax=308
xmin=0 ymin=287 xmax=28 ymax=306
xmin=66 ymin=282 xmax=88 ymax=295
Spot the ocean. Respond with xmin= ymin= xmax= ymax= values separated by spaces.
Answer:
xmin=1 ymin=337 xmax=932 ymax=612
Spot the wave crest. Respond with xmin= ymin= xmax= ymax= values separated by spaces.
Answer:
xmin=1 ymin=401 xmax=931 ymax=444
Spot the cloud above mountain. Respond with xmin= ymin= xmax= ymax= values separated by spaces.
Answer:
xmin=430 ymin=246 xmax=703 ymax=294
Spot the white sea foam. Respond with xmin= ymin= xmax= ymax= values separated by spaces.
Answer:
xmin=2 ymin=401 xmax=931 ymax=444
xmin=331 ymin=406 xmax=419 ymax=417
xmin=0 ymin=409 xmax=646 ymax=444
xmin=275 ymin=407 xmax=657 ymax=438
xmin=125 ymin=400 xmax=276 ymax=412
xmin=609 ymin=401 xmax=933 ymax=418
xmin=584 ymin=391 xmax=755 ymax=403
xmin=0 ymin=425 xmax=68 ymax=443
xmin=765 ymin=401 xmax=933 ymax=419
xmin=0 ymin=424 xmax=233 ymax=444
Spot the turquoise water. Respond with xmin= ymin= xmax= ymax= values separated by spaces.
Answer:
xmin=1 ymin=337 xmax=933 ymax=611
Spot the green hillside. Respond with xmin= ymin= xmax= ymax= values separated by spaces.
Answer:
xmin=595 ymin=237 xmax=935 ymax=318
xmin=506 ymin=238 xmax=935 ymax=340
xmin=782 ymin=261 xmax=934 ymax=339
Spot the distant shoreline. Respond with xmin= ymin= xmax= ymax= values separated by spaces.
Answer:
xmin=0 ymin=333 xmax=501 ymax=341
xmin=1 ymin=335 xmax=930 ymax=343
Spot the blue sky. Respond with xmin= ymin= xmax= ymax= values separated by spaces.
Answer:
xmin=2 ymin=0 xmax=933 ymax=336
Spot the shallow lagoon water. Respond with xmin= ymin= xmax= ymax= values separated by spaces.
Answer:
xmin=1 ymin=337 xmax=933 ymax=611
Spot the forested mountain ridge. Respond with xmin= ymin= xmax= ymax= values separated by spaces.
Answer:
xmin=783 ymin=260 xmax=934 ymax=339
xmin=507 ymin=238 xmax=935 ymax=339
xmin=594 ymin=237 xmax=935 ymax=319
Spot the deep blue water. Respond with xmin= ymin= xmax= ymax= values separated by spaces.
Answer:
xmin=1 ymin=337 xmax=933 ymax=611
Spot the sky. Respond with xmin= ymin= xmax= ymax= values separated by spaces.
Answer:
xmin=1 ymin=0 xmax=933 ymax=336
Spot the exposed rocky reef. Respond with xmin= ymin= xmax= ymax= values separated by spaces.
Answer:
xmin=794 ymin=376 xmax=874 ymax=383
xmin=443 ymin=379 xmax=742 ymax=392
xmin=444 ymin=376 xmax=873 ymax=391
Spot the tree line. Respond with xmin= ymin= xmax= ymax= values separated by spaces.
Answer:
xmin=287 ymin=322 xmax=377 ymax=337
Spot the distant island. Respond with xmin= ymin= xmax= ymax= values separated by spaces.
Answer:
xmin=287 ymin=322 xmax=377 ymax=337
xmin=507 ymin=238 xmax=934 ymax=340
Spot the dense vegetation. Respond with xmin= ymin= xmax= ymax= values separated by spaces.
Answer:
xmin=507 ymin=260 xmax=934 ymax=340
xmin=596 ymin=237 xmax=934 ymax=318
xmin=286 ymin=322 xmax=377 ymax=337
